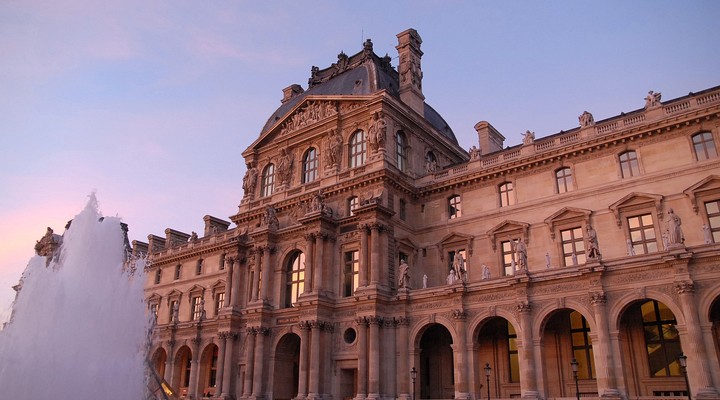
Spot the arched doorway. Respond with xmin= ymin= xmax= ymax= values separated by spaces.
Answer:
xmin=151 ymin=347 xmax=167 ymax=380
xmin=419 ymin=324 xmax=454 ymax=399
xmin=618 ymin=299 xmax=686 ymax=397
xmin=709 ymin=297 xmax=720 ymax=376
xmin=199 ymin=344 xmax=219 ymax=397
xmin=540 ymin=309 xmax=598 ymax=399
xmin=273 ymin=333 xmax=301 ymax=400
xmin=475 ymin=317 xmax=520 ymax=398
xmin=173 ymin=345 xmax=193 ymax=396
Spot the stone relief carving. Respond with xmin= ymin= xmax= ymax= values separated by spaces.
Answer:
xmin=242 ymin=162 xmax=259 ymax=199
xmin=368 ymin=111 xmax=387 ymax=154
xmin=579 ymin=111 xmax=595 ymax=127
xmin=276 ymin=147 xmax=293 ymax=188
xmin=324 ymin=128 xmax=343 ymax=169
xmin=279 ymin=101 xmax=337 ymax=136
xmin=645 ymin=90 xmax=662 ymax=108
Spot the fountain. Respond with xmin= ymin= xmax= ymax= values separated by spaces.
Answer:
xmin=0 ymin=194 xmax=153 ymax=399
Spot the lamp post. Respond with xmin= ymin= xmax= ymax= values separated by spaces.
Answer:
xmin=411 ymin=367 xmax=417 ymax=400
xmin=571 ymin=358 xmax=580 ymax=400
xmin=678 ymin=353 xmax=691 ymax=400
xmin=484 ymin=363 xmax=492 ymax=400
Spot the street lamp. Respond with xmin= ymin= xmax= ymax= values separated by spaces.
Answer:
xmin=678 ymin=353 xmax=691 ymax=400
xmin=484 ymin=363 xmax=492 ymax=400
xmin=411 ymin=367 xmax=417 ymax=400
xmin=571 ymin=358 xmax=580 ymax=400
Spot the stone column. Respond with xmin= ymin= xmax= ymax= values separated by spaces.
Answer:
xmin=232 ymin=257 xmax=243 ymax=307
xmin=243 ymin=328 xmax=256 ymax=398
xmin=304 ymin=233 xmax=315 ymax=294
xmin=188 ymin=337 xmax=202 ymax=399
xmin=164 ymin=339 xmax=176 ymax=385
xmin=516 ymin=302 xmax=539 ymax=399
xmin=385 ymin=318 xmax=398 ymax=398
xmin=675 ymin=281 xmax=720 ymax=398
xmin=368 ymin=316 xmax=382 ymax=399
xmin=260 ymin=247 xmax=272 ymax=301
xmin=370 ymin=224 xmax=381 ymax=285
xmin=356 ymin=317 xmax=368 ymax=400
xmin=396 ymin=317 xmax=410 ymax=400
xmin=359 ymin=224 xmax=369 ymax=287
xmin=297 ymin=322 xmax=310 ymax=399
xmin=216 ymin=333 xmax=228 ymax=397
xmin=251 ymin=327 xmax=268 ymax=399
xmin=250 ymin=249 xmax=261 ymax=302
xmin=452 ymin=310 xmax=470 ymax=400
xmin=308 ymin=321 xmax=324 ymax=399
xmin=224 ymin=257 xmax=234 ymax=307
xmin=314 ymin=233 xmax=325 ymax=292
xmin=590 ymin=292 xmax=621 ymax=398
xmin=221 ymin=332 xmax=237 ymax=398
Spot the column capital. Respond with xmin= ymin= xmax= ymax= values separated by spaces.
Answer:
xmin=299 ymin=320 xmax=312 ymax=330
xmin=191 ymin=337 xmax=202 ymax=346
xmin=368 ymin=316 xmax=384 ymax=326
xmin=167 ymin=339 xmax=176 ymax=348
xmin=395 ymin=316 xmax=411 ymax=326
xmin=304 ymin=232 xmax=316 ymax=241
xmin=310 ymin=320 xmax=326 ymax=330
xmin=674 ymin=280 xmax=696 ymax=295
xmin=590 ymin=291 xmax=608 ymax=305
xmin=452 ymin=309 xmax=468 ymax=320
xmin=516 ymin=301 xmax=532 ymax=313
xmin=355 ymin=316 xmax=368 ymax=327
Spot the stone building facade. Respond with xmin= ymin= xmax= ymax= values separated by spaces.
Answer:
xmin=139 ymin=29 xmax=720 ymax=400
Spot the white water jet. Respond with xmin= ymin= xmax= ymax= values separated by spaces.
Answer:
xmin=0 ymin=194 xmax=151 ymax=399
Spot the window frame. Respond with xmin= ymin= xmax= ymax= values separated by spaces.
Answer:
xmin=284 ymin=251 xmax=305 ymax=308
xmin=560 ymin=227 xmax=586 ymax=266
xmin=627 ymin=213 xmax=659 ymax=255
xmin=619 ymin=150 xmax=640 ymax=178
xmin=691 ymin=131 xmax=718 ymax=161
xmin=448 ymin=194 xmax=462 ymax=220
xmin=302 ymin=147 xmax=319 ymax=183
xmin=555 ymin=167 xmax=574 ymax=194
xmin=342 ymin=249 xmax=360 ymax=297
xmin=348 ymin=196 xmax=359 ymax=216
xmin=499 ymin=181 xmax=515 ymax=207
xmin=396 ymin=131 xmax=408 ymax=172
xmin=349 ymin=130 xmax=367 ymax=168
xmin=261 ymin=163 xmax=275 ymax=197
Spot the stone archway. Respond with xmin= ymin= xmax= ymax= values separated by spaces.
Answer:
xmin=419 ymin=324 xmax=455 ymax=399
xmin=273 ymin=332 xmax=301 ymax=400
xmin=475 ymin=317 xmax=521 ymax=398
xmin=151 ymin=347 xmax=167 ymax=381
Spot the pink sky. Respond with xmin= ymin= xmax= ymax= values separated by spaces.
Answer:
xmin=2 ymin=0 xmax=719 ymax=324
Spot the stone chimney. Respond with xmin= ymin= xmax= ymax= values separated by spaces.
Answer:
xmin=396 ymin=29 xmax=425 ymax=116
xmin=282 ymin=84 xmax=304 ymax=104
xmin=474 ymin=121 xmax=505 ymax=155
xmin=204 ymin=215 xmax=230 ymax=237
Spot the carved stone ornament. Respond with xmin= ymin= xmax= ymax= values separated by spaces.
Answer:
xmin=280 ymin=101 xmax=338 ymax=136
xmin=674 ymin=281 xmax=695 ymax=295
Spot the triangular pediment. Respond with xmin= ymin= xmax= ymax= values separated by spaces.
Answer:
xmin=147 ymin=292 xmax=162 ymax=303
xmin=684 ymin=175 xmax=720 ymax=213
xmin=210 ymin=279 xmax=226 ymax=295
xmin=487 ymin=220 xmax=530 ymax=251
xmin=609 ymin=192 xmax=664 ymax=226
xmin=437 ymin=232 xmax=475 ymax=259
xmin=396 ymin=236 xmax=420 ymax=251
xmin=544 ymin=207 xmax=592 ymax=239
xmin=188 ymin=284 xmax=205 ymax=297
xmin=166 ymin=289 xmax=183 ymax=305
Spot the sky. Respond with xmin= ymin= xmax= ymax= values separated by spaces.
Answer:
xmin=1 ymin=0 xmax=718 ymax=324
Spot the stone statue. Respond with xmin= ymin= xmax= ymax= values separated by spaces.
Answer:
xmin=626 ymin=239 xmax=636 ymax=256
xmin=586 ymin=225 xmax=600 ymax=259
xmin=545 ymin=252 xmax=551 ymax=269
xmin=422 ymin=274 xmax=428 ymax=288
xmin=398 ymin=260 xmax=411 ymax=289
xmin=665 ymin=208 xmax=684 ymax=246
xmin=481 ymin=264 xmax=490 ymax=280
xmin=263 ymin=205 xmax=279 ymax=230
xmin=453 ymin=253 xmax=467 ymax=282
xmin=662 ymin=232 xmax=669 ymax=251
xmin=368 ymin=112 xmax=387 ymax=153
xmin=325 ymin=129 xmax=343 ymax=167
xmin=571 ymin=252 xmax=578 ymax=266
xmin=514 ymin=239 xmax=527 ymax=270
xmin=242 ymin=163 xmax=259 ymax=197
xmin=522 ymin=130 xmax=535 ymax=145
xmin=469 ymin=145 xmax=480 ymax=160
xmin=189 ymin=232 xmax=198 ymax=242
xmin=172 ymin=302 xmax=179 ymax=323
xmin=446 ymin=268 xmax=458 ymax=285
xmin=645 ymin=90 xmax=662 ymax=108
xmin=579 ymin=111 xmax=594 ymax=127
xmin=276 ymin=148 xmax=293 ymax=187
xmin=703 ymin=224 xmax=714 ymax=244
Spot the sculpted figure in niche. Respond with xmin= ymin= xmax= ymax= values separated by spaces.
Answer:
xmin=586 ymin=225 xmax=600 ymax=259
xmin=398 ymin=259 xmax=411 ymax=289
xmin=626 ymin=239 xmax=636 ymax=256
xmin=242 ymin=163 xmax=259 ymax=198
xmin=579 ymin=111 xmax=594 ymax=127
xmin=452 ymin=253 xmax=467 ymax=282
xmin=446 ymin=268 xmax=458 ymax=285
xmin=325 ymin=129 xmax=343 ymax=167
xmin=645 ymin=90 xmax=662 ymax=108
xmin=368 ymin=112 xmax=388 ymax=153
xmin=703 ymin=224 xmax=714 ymax=244
xmin=276 ymin=148 xmax=293 ymax=186
xmin=263 ymin=205 xmax=279 ymax=230
xmin=522 ymin=130 xmax=535 ymax=145
xmin=665 ymin=208 xmax=684 ymax=246
xmin=422 ymin=274 xmax=428 ymax=288
xmin=514 ymin=239 xmax=528 ymax=270
xmin=545 ymin=252 xmax=551 ymax=269
xmin=469 ymin=145 xmax=481 ymax=160
xmin=481 ymin=264 xmax=491 ymax=280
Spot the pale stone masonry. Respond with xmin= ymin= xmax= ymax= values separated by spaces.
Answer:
xmin=134 ymin=29 xmax=720 ymax=400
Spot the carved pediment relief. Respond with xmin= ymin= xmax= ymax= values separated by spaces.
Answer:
xmin=609 ymin=192 xmax=664 ymax=226
xmin=487 ymin=220 xmax=530 ymax=251
xmin=147 ymin=292 xmax=162 ymax=304
xmin=684 ymin=175 xmax=720 ymax=213
xmin=544 ymin=207 xmax=592 ymax=240
xmin=187 ymin=284 xmax=205 ymax=299
xmin=278 ymin=100 xmax=338 ymax=137
xmin=437 ymin=232 xmax=475 ymax=259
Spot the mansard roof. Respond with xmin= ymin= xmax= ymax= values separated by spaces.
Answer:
xmin=258 ymin=39 xmax=457 ymax=144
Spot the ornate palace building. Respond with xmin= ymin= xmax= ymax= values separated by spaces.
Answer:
xmin=136 ymin=29 xmax=720 ymax=400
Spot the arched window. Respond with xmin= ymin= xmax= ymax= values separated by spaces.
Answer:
xmin=284 ymin=252 xmax=305 ymax=308
xmin=499 ymin=182 xmax=515 ymax=207
xmin=348 ymin=196 xmax=359 ymax=216
xmin=692 ymin=132 xmax=718 ymax=161
xmin=619 ymin=151 xmax=640 ymax=178
xmin=555 ymin=167 xmax=573 ymax=193
xmin=261 ymin=164 xmax=275 ymax=197
xmin=302 ymin=147 xmax=318 ymax=183
xmin=396 ymin=131 xmax=408 ymax=172
xmin=570 ymin=311 xmax=595 ymax=379
xmin=349 ymin=130 xmax=367 ymax=168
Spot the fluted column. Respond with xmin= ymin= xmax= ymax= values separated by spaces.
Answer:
xmin=590 ymin=292 xmax=621 ymax=398
xmin=297 ymin=322 xmax=310 ymax=399
xmin=232 ymin=256 xmax=243 ymax=307
xmin=385 ymin=318 xmax=398 ymax=399
xmin=314 ymin=233 xmax=325 ymax=292
xmin=260 ymin=247 xmax=272 ymax=301
xmin=224 ymin=256 xmax=234 ymax=307
xmin=675 ymin=281 xmax=719 ymax=398
xmin=370 ymin=225 xmax=381 ymax=285
xmin=221 ymin=332 xmax=237 ymax=398
xmin=517 ymin=302 xmax=539 ymax=399
xmin=250 ymin=249 xmax=260 ymax=302
xmin=368 ymin=316 xmax=382 ymax=399
xmin=452 ymin=310 xmax=470 ymax=399
xmin=304 ymin=233 xmax=315 ymax=294
xmin=308 ymin=321 xmax=324 ymax=399
xmin=359 ymin=225 xmax=369 ymax=287
xmin=251 ymin=327 xmax=268 ymax=399
xmin=164 ymin=339 xmax=176 ymax=385
xmin=396 ymin=317 xmax=410 ymax=400
xmin=243 ymin=328 xmax=256 ymax=398
xmin=216 ymin=332 xmax=228 ymax=397
xmin=188 ymin=337 xmax=202 ymax=399
xmin=356 ymin=317 xmax=368 ymax=400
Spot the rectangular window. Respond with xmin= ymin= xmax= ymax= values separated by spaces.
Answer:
xmin=191 ymin=296 xmax=202 ymax=321
xmin=174 ymin=264 xmax=181 ymax=280
xmin=215 ymin=292 xmax=225 ymax=316
xmin=196 ymin=259 xmax=203 ymax=275
xmin=169 ymin=300 xmax=179 ymax=323
xmin=154 ymin=268 xmax=162 ymax=284
xmin=628 ymin=214 xmax=658 ymax=254
xmin=619 ymin=151 xmax=640 ymax=178
xmin=399 ymin=199 xmax=407 ymax=221
xmin=343 ymin=250 xmax=360 ymax=297
xmin=561 ymin=227 xmax=586 ymax=266
xmin=499 ymin=183 xmax=515 ymax=207
xmin=449 ymin=195 xmax=462 ymax=219
xmin=501 ymin=240 xmax=515 ymax=276
xmin=150 ymin=303 xmax=158 ymax=322
xmin=693 ymin=132 xmax=718 ymax=161
xmin=556 ymin=167 xmax=573 ymax=194
xmin=705 ymin=200 xmax=720 ymax=242
xmin=219 ymin=254 xmax=225 ymax=271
